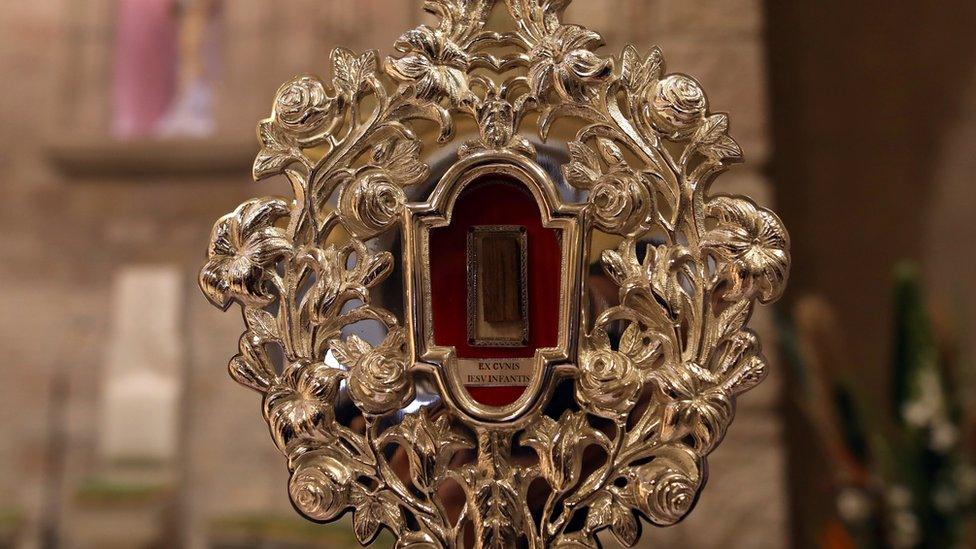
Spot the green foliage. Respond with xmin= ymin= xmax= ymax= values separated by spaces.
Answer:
xmin=781 ymin=262 xmax=975 ymax=548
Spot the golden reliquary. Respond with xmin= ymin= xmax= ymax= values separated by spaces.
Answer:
xmin=199 ymin=1 xmax=790 ymax=547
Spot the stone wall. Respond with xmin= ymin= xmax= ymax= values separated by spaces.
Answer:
xmin=0 ymin=2 xmax=785 ymax=547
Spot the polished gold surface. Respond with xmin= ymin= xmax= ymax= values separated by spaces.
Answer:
xmin=199 ymin=1 xmax=790 ymax=546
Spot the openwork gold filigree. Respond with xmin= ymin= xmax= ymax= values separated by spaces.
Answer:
xmin=200 ymin=1 xmax=790 ymax=547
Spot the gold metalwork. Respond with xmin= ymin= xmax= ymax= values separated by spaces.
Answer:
xmin=199 ymin=1 xmax=790 ymax=547
xmin=405 ymin=157 xmax=584 ymax=423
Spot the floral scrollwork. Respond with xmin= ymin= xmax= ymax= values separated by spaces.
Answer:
xmin=703 ymin=196 xmax=790 ymax=304
xmin=388 ymin=25 xmax=474 ymax=106
xmin=289 ymin=445 xmax=369 ymax=522
xmin=201 ymin=0 xmax=789 ymax=547
xmin=333 ymin=330 xmax=415 ymax=417
xmin=200 ymin=197 xmax=293 ymax=309
xmin=576 ymin=347 xmax=641 ymax=420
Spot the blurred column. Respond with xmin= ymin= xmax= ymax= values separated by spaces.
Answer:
xmin=99 ymin=266 xmax=183 ymax=463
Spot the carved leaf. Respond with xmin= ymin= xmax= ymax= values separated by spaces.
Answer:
xmin=703 ymin=134 xmax=742 ymax=162
xmin=563 ymin=140 xmax=602 ymax=189
xmin=587 ymin=490 xmax=640 ymax=546
xmin=542 ymin=0 xmax=573 ymax=35
xmin=690 ymin=113 xmax=742 ymax=162
xmin=475 ymin=478 xmax=522 ymax=549
xmin=601 ymin=241 xmax=642 ymax=287
xmin=371 ymin=137 xmax=428 ymax=187
xmin=228 ymin=334 xmax=277 ymax=392
xmin=254 ymin=121 xmax=302 ymax=180
xmin=357 ymin=251 xmax=395 ymax=289
xmin=596 ymin=137 xmax=625 ymax=166
xmin=245 ymin=308 xmax=278 ymax=341
xmin=520 ymin=411 xmax=609 ymax=491
xmin=619 ymin=321 xmax=666 ymax=369
xmin=333 ymin=47 xmax=378 ymax=100
xmin=611 ymin=507 xmax=639 ymax=547
xmin=353 ymin=497 xmax=394 ymax=544
xmin=379 ymin=411 xmax=472 ymax=491
xmin=692 ymin=113 xmax=728 ymax=147
xmin=716 ymin=298 xmax=752 ymax=342
xmin=584 ymin=491 xmax=615 ymax=532
xmin=620 ymin=45 xmax=664 ymax=95
xmin=329 ymin=334 xmax=373 ymax=367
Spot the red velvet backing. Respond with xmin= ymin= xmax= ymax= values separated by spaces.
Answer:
xmin=429 ymin=177 xmax=562 ymax=406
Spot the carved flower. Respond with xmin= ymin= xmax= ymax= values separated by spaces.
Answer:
xmin=577 ymin=349 xmax=641 ymax=419
xmin=273 ymin=75 xmax=340 ymax=136
xmin=631 ymin=462 xmax=698 ymax=525
xmin=564 ymin=140 xmax=654 ymax=236
xmin=653 ymin=362 xmax=733 ymax=455
xmin=652 ymin=331 xmax=767 ymax=454
xmin=702 ymin=196 xmax=790 ymax=304
xmin=648 ymin=74 xmax=708 ymax=139
xmin=590 ymin=170 xmax=654 ymax=236
xmin=332 ymin=330 xmax=414 ymax=416
xmin=338 ymin=173 xmax=407 ymax=236
xmin=335 ymin=137 xmax=426 ymax=237
xmin=264 ymin=361 xmax=345 ymax=452
xmin=387 ymin=26 xmax=471 ymax=105
xmin=528 ymin=24 xmax=613 ymax=102
xmin=458 ymin=88 xmax=535 ymax=158
xmin=476 ymin=96 xmax=516 ymax=149
xmin=289 ymin=448 xmax=357 ymax=522
xmin=200 ymin=197 xmax=293 ymax=309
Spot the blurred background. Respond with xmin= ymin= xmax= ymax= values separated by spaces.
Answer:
xmin=1 ymin=0 xmax=975 ymax=547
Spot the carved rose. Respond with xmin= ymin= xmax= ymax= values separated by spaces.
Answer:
xmin=529 ymin=24 xmax=613 ymax=101
xmin=264 ymin=361 xmax=344 ymax=452
xmin=332 ymin=330 xmax=414 ymax=416
xmin=577 ymin=349 xmax=641 ymax=419
xmin=634 ymin=465 xmax=697 ymax=525
xmin=273 ymin=75 xmax=339 ymax=136
xmin=338 ymin=173 xmax=406 ymax=236
xmin=387 ymin=26 xmax=471 ymax=105
xmin=702 ymin=196 xmax=790 ymax=304
xmin=200 ymin=197 xmax=292 ymax=308
xmin=648 ymin=74 xmax=708 ymax=139
xmin=289 ymin=448 xmax=356 ymax=521
xmin=564 ymin=139 xmax=655 ymax=236
xmin=589 ymin=170 xmax=653 ymax=236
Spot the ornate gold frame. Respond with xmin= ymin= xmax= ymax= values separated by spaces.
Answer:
xmin=404 ymin=153 xmax=585 ymax=423
xmin=199 ymin=1 xmax=790 ymax=547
